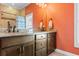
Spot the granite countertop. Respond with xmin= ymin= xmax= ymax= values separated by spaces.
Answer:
xmin=34 ymin=29 xmax=56 ymax=34
xmin=0 ymin=32 xmax=33 ymax=38
xmin=0 ymin=29 xmax=56 ymax=38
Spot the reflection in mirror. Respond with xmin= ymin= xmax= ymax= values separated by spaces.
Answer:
xmin=16 ymin=16 xmax=26 ymax=32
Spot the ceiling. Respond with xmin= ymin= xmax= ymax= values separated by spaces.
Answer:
xmin=2 ymin=3 xmax=30 ymax=10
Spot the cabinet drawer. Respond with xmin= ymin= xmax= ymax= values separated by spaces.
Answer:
xmin=36 ymin=40 xmax=46 ymax=50
xmin=36 ymin=34 xmax=47 ymax=40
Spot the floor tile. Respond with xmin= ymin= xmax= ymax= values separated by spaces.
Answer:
xmin=49 ymin=52 xmax=66 ymax=56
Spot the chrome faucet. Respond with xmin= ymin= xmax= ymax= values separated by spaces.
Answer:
xmin=7 ymin=21 xmax=12 ymax=32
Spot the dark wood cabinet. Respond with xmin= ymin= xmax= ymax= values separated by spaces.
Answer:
xmin=47 ymin=32 xmax=56 ymax=55
xmin=0 ymin=45 xmax=21 ymax=56
xmin=22 ymin=41 xmax=34 ymax=56
xmin=0 ymin=35 xmax=35 ymax=56
xmin=0 ymin=41 xmax=34 ymax=56
xmin=36 ymin=39 xmax=46 ymax=50
xmin=36 ymin=49 xmax=42 ymax=56
xmin=41 ymin=48 xmax=47 ymax=56
xmin=36 ymin=48 xmax=46 ymax=56
xmin=35 ymin=34 xmax=47 ymax=56
xmin=0 ymin=31 xmax=56 ymax=56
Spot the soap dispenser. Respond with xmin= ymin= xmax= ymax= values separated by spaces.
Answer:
xmin=48 ymin=18 xmax=54 ymax=30
xmin=39 ymin=19 xmax=45 ymax=31
xmin=7 ymin=21 xmax=12 ymax=32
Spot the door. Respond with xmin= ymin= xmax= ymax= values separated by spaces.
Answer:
xmin=0 ymin=45 xmax=21 ymax=56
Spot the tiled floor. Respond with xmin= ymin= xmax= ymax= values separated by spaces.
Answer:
xmin=49 ymin=52 xmax=66 ymax=56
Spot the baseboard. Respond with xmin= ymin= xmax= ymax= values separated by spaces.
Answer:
xmin=55 ymin=49 xmax=78 ymax=56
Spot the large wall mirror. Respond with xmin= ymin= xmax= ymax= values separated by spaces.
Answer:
xmin=16 ymin=12 xmax=33 ymax=33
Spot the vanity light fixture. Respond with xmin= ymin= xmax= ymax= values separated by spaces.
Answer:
xmin=36 ymin=3 xmax=47 ymax=8
xmin=36 ymin=3 xmax=47 ymax=31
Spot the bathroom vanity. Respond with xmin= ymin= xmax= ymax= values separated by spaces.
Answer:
xmin=0 ymin=30 xmax=56 ymax=56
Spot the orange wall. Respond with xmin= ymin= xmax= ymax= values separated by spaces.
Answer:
xmin=25 ymin=3 xmax=79 ymax=55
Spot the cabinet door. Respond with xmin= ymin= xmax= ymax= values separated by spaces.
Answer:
xmin=36 ymin=49 xmax=42 ymax=56
xmin=36 ymin=39 xmax=46 ymax=50
xmin=22 ymin=42 xmax=34 ymax=56
xmin=48 ymin=32 xmax=56 ymax=54
xmin=36 ymin=48 xmax=47 ymax=56
xmin=41 ymin=48 xmax=47 ymax=56
xmin=36 ymin=34 xmax=47 ymax=50
xmin=0 ymin=45 xmax=21 ymax=56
